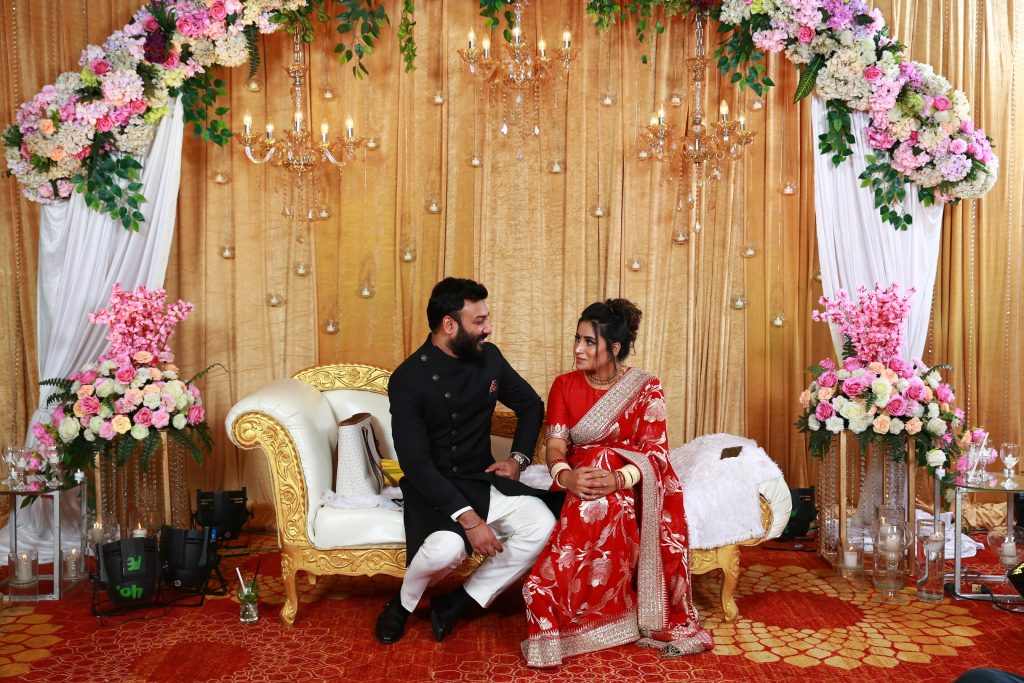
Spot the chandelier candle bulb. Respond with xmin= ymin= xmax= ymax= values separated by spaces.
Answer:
xmin=345 ymin=116 xmax=354 ymax=138
xmin=538 ymin=39 xmax=546 ymax=57
xmin=482 ymin=37 xmax=491 ymax=58
xmin=562 ymin=29 xmax=571 ymax=49
xmin=243 ymin=113 xmax=252 ymax=134
xmin=738 ymin=115 xmax=746 ymax=131
xmin=720 ymin=100 xmax=729 ymax=121
xmin=266 ymin=123 xmax=274 ymax=140
xmin=293 ymin=110 xmax=303 ymax=132
xmin=320 ymin=122 xmax=328 ymax=143
xmin=649 ymin=114 xmax=659 ymax=126
xmin=468 ymin=29 xmax=475 ymax=50
xmin=512 ymin=26 xmax=521 ymax=44
xmin=658 ymin=107 xmax=665 ymax=125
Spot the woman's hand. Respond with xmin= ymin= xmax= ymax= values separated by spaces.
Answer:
xmin=560 ymin=466 xmax=617 ymax=500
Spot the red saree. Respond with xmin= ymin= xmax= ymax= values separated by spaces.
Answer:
xmin=521 ymin=369 xmax=712 ymax=667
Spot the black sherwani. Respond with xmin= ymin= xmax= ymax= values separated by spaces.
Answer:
xmin=389 ymin=337 xmax=563 ymax=564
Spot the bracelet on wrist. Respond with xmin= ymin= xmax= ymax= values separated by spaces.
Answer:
xmin=463 ymin=520 xmax=483 ymax=531
xmin=510 ymin=451 xmax=530 ymax=472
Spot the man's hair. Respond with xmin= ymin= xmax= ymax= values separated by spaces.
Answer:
xmin=427 ymin=277 xmax=488 ymax=331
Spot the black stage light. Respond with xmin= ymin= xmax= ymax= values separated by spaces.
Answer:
xmin=161 ymin=526 xmax=216 ymax=591
xmin=195 ymin=489 xmax=251 ymax=542
xmin=92 ymin=537 xmax=163 ymax=618
xmin=781 ymin=487 xmax=816 ymax=539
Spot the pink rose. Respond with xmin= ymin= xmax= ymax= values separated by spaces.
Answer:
xmin=818 ymin=371 xmax=838 ymax=388
xmin=933 ymin=96 xmax=951 ymax=111
xmin=863 ymin=66 xmax=882 ymax=82
xmin=955 ymin=455 xmax=969 ymax=472
xmin=114 ymin=398 xmax=134 ymax=414
xmin=815 ymin=402 xmax=835 ymax=421
xmin=905 ymin=380 xmax=928 ymax=402
xmin=797 ymin=25 xmax=815 ymax=43
xmin=115 ymin=365 xmax=135 ymax=384
xmin=81 ymin=370 xmax=99 ymax=385
xmin=130 ymin=99 xmax=148 ymax=114
xmin=949 ymin=138 xmax=968 ymax=154
xmin=134 ymin=407 xmax=154 ymax=427
xmin=935 ymin=383 xmax=954 ymax=403
xmin=163 ymin=51 xmax=180 ymax=69
xmin=886 ymin=394 xmax=907 ymax=417
xmin=176 ymin=16 xmax=197 ymax=37
xmin=90 ymin=59 xmax=110 ymax=75
xmin=843 ymin=357 xmax=864 ymax=372
xmin=842 ymin=377 xmax=868 ymax=398
xmin=959 ymin=119 xmax=975 ymax=134
xmin=972 ymin=428 xmax=987 ymax=444
xmin=144 ymin=15 xmax=159 ymax=32
xmin=966 ymin=142 xmax=982 ymax=158
xmin=99 ymin=421 xmax=116 ymax=440
xmin=209 ymin=2 xmax=227 ymax=21
xmin=187 ymin=405 xmax=205 ymax=425
xmin=79 ymin=396 xmax=101 ymax=416
xmin=25 ymin=480 xmax=42 ymax=492
xmin=887 ymin=356 xmax=912 ymax=378
xmin=819 ymin=358 xmax=835 ymax=371
xmin=95 ymin=117 xmax=114 ymax=133
xmin=151 ymin=410 xmax=170 ymax=428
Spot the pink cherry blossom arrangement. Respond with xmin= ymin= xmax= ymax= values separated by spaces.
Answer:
xmin=797 ymin=282 xmax=984 ymax=473
xmin=35 ymin=283 xmax=213 ymax=481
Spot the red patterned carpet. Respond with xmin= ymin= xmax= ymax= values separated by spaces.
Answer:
xmin=2 ymin=534 xmax=1022 ymax=682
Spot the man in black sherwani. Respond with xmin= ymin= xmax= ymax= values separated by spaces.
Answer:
xmin=374 ymin=277 xmax=562 ymax=644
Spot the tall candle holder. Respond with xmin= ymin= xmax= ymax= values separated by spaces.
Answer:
xmin=7 ymin=549 xmax=39 ymax=602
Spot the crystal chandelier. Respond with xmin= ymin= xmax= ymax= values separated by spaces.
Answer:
xmin=457 ymin=0 xmax=579 ymax=159
xmin=235 ymin=34 xmax=365 ymax=220
xmin=639 ymin=14 xmax=756 ymax=236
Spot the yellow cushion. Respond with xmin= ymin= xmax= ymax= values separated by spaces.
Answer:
xmin=381 ymin=459 xmax=404 ymax=481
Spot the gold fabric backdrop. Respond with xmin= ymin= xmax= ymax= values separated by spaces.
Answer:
xmin=0 ymin=1 xmax=1020 ymax=524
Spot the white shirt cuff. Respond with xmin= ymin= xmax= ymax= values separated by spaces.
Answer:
xmin=451 ymin=506 xmax=473 ymax=522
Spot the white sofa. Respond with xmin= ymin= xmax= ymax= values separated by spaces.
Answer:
xmin=226 ymin=363 xmax=791 ymax=626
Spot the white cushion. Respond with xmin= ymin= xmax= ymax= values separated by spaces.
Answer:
xmin=312 ymin=506 xmax=406 ymax=547
xmin=759 ymin=476 xmax=792 ymax=540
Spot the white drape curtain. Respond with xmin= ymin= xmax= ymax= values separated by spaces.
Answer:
xmin=2 ymin=98 xmax=184 ymax=561
xmin=811 ymin=96 xmax=945 ymax=528
xmin=811 ymin=96 xmax=945 ymax=362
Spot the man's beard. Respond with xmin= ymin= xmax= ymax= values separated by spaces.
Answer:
xmin=451 ymin=322 xmax=487 ymax=363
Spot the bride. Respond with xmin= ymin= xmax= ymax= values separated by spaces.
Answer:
xmin=521 ymin=299 xmax=712 ymax=667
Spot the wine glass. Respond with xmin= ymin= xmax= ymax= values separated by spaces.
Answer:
xmin=1000 ymin=443 xmax=1020 ymax=478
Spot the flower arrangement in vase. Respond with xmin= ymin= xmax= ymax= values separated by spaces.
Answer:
xmin=796 ymin=282 xmax=985 ymax=476
xmin=34 ymin=283 xmax=215 ymax=481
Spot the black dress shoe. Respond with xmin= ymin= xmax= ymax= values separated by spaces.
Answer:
xmin=375 ymin=597 xmax=410 ymax=644
xmin=430 ymin=587 xmax=473 ymax=642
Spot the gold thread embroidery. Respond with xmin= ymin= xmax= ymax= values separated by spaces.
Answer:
xmin=569 ymin=369 xmax=651 ymax=445
xmin=522 ymin=611 xmax=641 ymax=667
xmin=546 ymin=423 xmax=570 ymax=441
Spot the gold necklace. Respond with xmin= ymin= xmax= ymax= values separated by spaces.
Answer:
xmin=587 ymin=366 xmax=625 ymax=386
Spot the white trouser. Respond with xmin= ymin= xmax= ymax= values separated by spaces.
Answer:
xmin=399 ymin=487 xmax=555 ymax=612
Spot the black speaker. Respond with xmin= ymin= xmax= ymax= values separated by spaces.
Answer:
xmin=195 ymin=489 xmax=250 ymax=541
xmin=1009 ymin=559 xmax=1024 ymax=600
xmin=161 ymin=526 xmax=216 ymax=591
xmin=782 ymin=487 xmax=816 ymax=538
xmin=98 ymin=538 xmax=161 ymax=606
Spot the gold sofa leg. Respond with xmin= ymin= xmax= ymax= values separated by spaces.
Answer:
xmin=280 ymin=547 xmax=300 ymax=627
xmin=719 ymin=545 xmax=741 ymax=622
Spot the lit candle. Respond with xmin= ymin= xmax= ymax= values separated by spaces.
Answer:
xmin=657 ymin=107 xmax=665 ymax=125
xmin=344 ymin=115 xmax=354 ymax=139
xmin=243 ymin=113 xmax=252 ymax=134
xmin=132 ymin=523 xmax=148 ymax=538
xmin=512 ymin=26 xmax=521 ymax=44
xmin=468 ymin=28 xmax=476 ymax=50
xmin=1001 ymin=540 xmax=1018 ymax=562
xmin=482 ymin=37 xmax=491 ymax=58
xmin=720 ymin=100 xmax=729 ymax=121
xmin=266 ymin=123 xmax=274 ymax=140
xmin=738 ymin=114 xmax=746 ymax=131
xmin=843 ymin=550 xmax=858 ymax=568
xmin=90 ymin=522 xmax=104 ymax=544
xmin=293 ymin=110 xmax=303 ymax=132
xmin=320 ymin=121 xmax=329 ymax=143
xmin=562 ymin=29 xmax=571 ymax=49
xmin=538 ymin=38 xmax=546 ymax=57
xmin=16 ymin=552 xmax=32 ymax=582
xmin=649 ymin=113 xmax=659 ymax=126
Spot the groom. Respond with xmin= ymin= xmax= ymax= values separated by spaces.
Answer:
xmin=375 ymin=277 xmax=562 ymax=644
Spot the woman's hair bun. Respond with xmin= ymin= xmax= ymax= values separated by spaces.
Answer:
xmin=606 ymin=298 xmax=642 ymax=334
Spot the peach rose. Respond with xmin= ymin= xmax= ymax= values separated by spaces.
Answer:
xmin=873 ymin=415 xmax=891 ymax=434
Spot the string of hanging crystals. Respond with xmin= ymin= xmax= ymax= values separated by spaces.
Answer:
xmin=457 ymin=0 xmax=579 ymax=160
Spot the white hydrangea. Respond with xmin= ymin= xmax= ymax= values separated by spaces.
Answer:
xmin=215 ymin=33 xmax=249 ymax=67
xmin=855 ymin=38 xmax=877 ymax=64
xmin=719 ymin=0 xmax=753 ymax=24
xmin=878 ymin=51 xmax=900 ymax=79
xmin=816 ymin=48 xmax=871 ymax=110
xmin=953 ymin=155 xmax=999 ymax=198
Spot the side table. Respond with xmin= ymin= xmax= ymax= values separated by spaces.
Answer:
xmin=0 ymin=483 xmax=87 ymax=600
xmin=933 ymin=471 xmax=1023 ymax=605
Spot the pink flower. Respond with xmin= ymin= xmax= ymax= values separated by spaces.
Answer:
xmin=187 ymin=405 xmax=205 ymax=425
xmin=209 ymin=2 xmax=227 ymax=21
xmin=797 ymin=25 xmax=815 ymax=43
xmin=818 ymin=371 xmax=838 ymax=388
xmin=134 ymin=407 xmax=154 ymax=427
xmin=163 ymin=51 xmax=180 ymax=69
xmin=115 ymin=365 xmax=135 ymax=384
xmin=955 ymin=455 xmax=969 ymax=472
xmin=144 ymin=15 xmax=159 ymax=32
xmin=935 ymin=383 xmax=954 ymax=403
xmin=90 ymin=59 xmax=110 ymax=75
xmin=819 ymin=358 xmax=835 ymax=371
xmin=815 ymin=402 xmax=835 ymax=421
xmin=95 ymin=117 xmax=114 ymax=133
xmin=81 ymin=370 xmax=98 ymax=385
xmin=959 ymin=119 xmax=975 ymax=134
xmin=843 ymin=357 xmax=864 ymax=372
xmin=972 ymin=428 xmax=987 ymax=444
xmin=933 ymin=96 xmax=951 ymax=111
xmin=114 ymin=398 xmax=134 ymax=414
xmin=99 ymin=421 xmax=116 ymax=440
xmin=26 ymin=480 xmax=42 ymax=493
xmin=842 ymin=377 xmax=869 ymax=397
xmin=886 ymin=394 xmax=907 ymax=417
xmin=151 ymin=410 xmax=170 ymax=428
xmin=863 ymin=66 xmax=882 ymax=82
xmin=949 ymin=138 xmax=968 ymax=154
xmin=905 ymin=380 xmax=928 ymax=402
xmin=130 ymin=99 xmax=148 ymax=115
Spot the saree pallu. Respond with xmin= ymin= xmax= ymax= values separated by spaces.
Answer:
xmin=521 ymin=369 xmax=712 ymax=667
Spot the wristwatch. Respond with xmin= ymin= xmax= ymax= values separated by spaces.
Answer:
xmin=509 ymin=451 xmax=531 ymax=472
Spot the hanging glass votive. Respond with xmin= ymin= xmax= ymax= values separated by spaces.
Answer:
xmin=324 ymin=319 xmax=339 ymax=334
xmin=401 ymin=247 xmax=417 ymax=263
xmin=320 ymin=85 xmax=336 ymax=101
xmin=245 ymin=77 xmax=262 ymax=93
xmin=358 ymin=282 xmax=375 ymax=298
xmin=731 ymin=295 xmax=748 ymax=310
xmin=672 ymin=229 xmax=689 ymax=245
xmin=628 ymin=256 xmax=643 ymax=272
xmin=219 ymin=245 xmax=235 ymax=260
xmin=771 ymin=312 xmax=786 ymax=327
xmin=425 ymin=199 xmax=441 ymax=214
xmin=548 ymin=160 xmax=565 ymax=174
xmin=293 ymin=261 xmax=310 ymax=277
xmin=433 ymin=91 xmax=445 ymax=105
xmin=469 ymin=154 xmax=483 ymax=168
xmin=669 ymin=91 xmax=684 ymax=107
xmin=740 ymin=244 xmax=759 ymax=258
xmin=266 ymin=292 xmax=285 ymax=307
xmin=365 ymin=137 xmax=380 ymax=150
xmin=600 ymin=92 xmax=616 ymax=107
xmin=210 ymin=170 xmax=230 ymax=185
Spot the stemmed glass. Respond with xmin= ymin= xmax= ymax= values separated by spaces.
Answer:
xmin=1000 ymin=443 xmax=1020 ymax=478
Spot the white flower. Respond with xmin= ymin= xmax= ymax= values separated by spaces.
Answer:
xmin=832 ymin=396 xmax=849 ymax=411
xmin=871 ymin=379 xmax=892 ymax=407
xmin=927 ymin=403 xmax=940 ymax=419
xmin=849 ymin=415 xmax=873 ymax=433
xmin=130 ymin=424 xmax=149 ymax=441
xmin=926 ymin=417 xmax=947 ymax=436
xmin=895 ymin=379 xmax=909 ymax=392
xmin=58 ymin=416 xmax=81 ymax=442
xmin=95 ymin=379 xmax=115 ymax=398
xmin=839 ymin=400 xmax=866 ymax=420
xmin=89 ymin=416 xmax=103 ymax=433
xmin=172 ymin=413 xmax=187 ymax=430
xmin=143 ymin=392 xmax=162 ymax=409
xmin=808 ymin=415 xmax=821 ymax=431
xmin=888 ymin=418 xmax=905 ymax=434
xmin=912 ymin=402 xmax=926 ymax=418
xmin=926 ymin=449 xmax=946 ymax=467
xmin=837 ymin=369 xmax=851 ymax=380
xmin=826 ymin=416 xmax=845 ymax=433
xmin=926 ymin=371 xmax=941 ymax=388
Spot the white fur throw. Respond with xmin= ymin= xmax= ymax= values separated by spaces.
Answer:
xmin=670 ymin=434 xmax=784 ymax=550
xmin=320 ymin=485 xmax=402 ymax=511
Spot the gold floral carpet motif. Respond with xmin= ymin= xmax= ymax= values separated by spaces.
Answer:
xmin=0 ymin=540 xmax=1020 ymax=681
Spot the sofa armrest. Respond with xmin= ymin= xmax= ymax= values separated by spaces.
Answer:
xmin=226 ymin=378 xmax=337 ymax=546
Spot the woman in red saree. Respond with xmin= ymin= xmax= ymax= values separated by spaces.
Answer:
xmin=521 ymin=299 xmax=712 ymax=667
